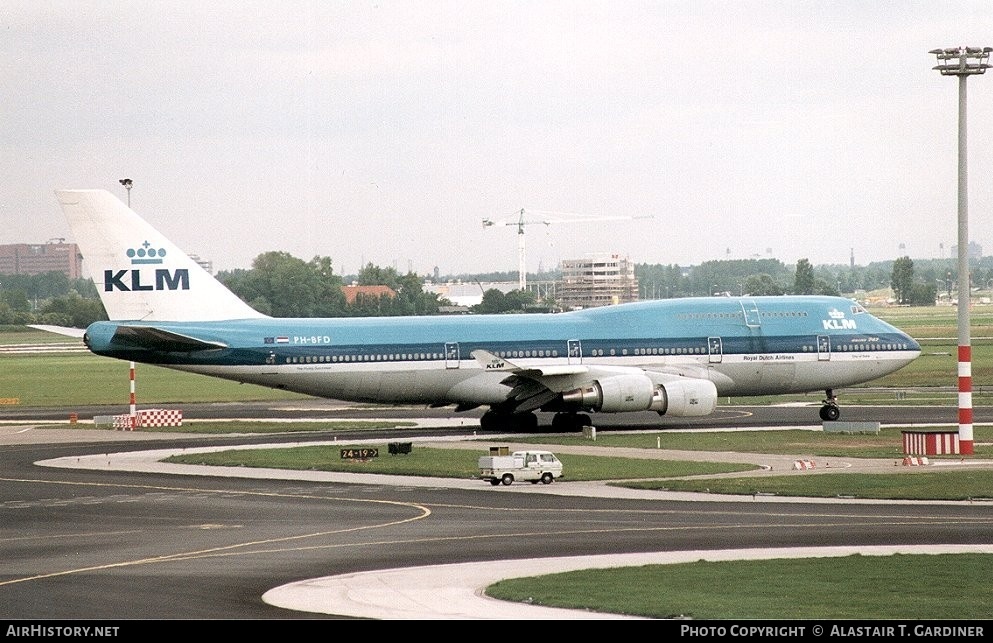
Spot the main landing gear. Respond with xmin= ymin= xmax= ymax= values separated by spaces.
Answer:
xmin=551 ymin=412 xmax=593 ymax=432
xmin=819 ymin=389 xmax=840 ymax=421
xmin=478 ymin=411 xmax=593 ymax=432
xmin=479 ymin=410 xmax=538 ymax=432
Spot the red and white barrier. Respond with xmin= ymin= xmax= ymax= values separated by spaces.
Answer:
xmin=902 ymin=431 xmax=960 ymax=456
xmin=902 ymin=456 xmax=930 ymax=467
xmin=793 ymin=460 xmax=816 ymax=470
xmin=136 ymin=409 xmax=183 ymax=428
xmin=112 ymin=409 xmax=183 ymax=430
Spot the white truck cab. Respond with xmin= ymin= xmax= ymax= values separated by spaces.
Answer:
xmin=478 ymin=449 xmax=563 ymax=486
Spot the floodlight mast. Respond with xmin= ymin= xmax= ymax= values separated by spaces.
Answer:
xmin=119 ymin=178 xmax=132 ymax=207
xmin=929 ymin=46 xmax=991 ymax=456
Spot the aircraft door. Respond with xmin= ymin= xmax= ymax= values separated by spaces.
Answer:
xmin=708 ymin=337 xmax=723 ymax=363
xmin=741 ymin=300 xmax=761 ymax=328
xmin=445 ymin=342 xmax=460 ymax=369
xmin=817 ymin=335 xmax=831 ymax=361
xmin=567 ymin=339 xmax=582 ymax=365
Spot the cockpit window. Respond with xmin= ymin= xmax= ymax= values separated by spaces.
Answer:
xmin=851 ymin=304 xmax=867 ymax=315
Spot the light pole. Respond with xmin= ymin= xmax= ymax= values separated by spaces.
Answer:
xmin=930 ymin=46 xmax=991 ymax=456
xmin=119 ymin=178 xmax=132 ymax=207
xmin=118 ymin=178 xmax=136 ymax=427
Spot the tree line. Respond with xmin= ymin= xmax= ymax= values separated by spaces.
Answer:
xmin=0 ymin=272 xmax=103 ymax=327
xmin=5 ymin=251 xmax=993 ymax=326
xmin=636 ymin=255 xmax=993 ymax=305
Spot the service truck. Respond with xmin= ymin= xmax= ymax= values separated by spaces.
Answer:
xmin=478 ymin=450 xmax=563 ymax=486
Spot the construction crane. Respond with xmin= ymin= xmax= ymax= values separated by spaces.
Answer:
xmin=482 ymin=208 xmax=650 ymax=290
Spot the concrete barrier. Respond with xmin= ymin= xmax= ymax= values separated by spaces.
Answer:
xmin=822 ymin=421 xmax=880 ymax=434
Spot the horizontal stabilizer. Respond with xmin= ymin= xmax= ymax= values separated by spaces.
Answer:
xmin=28 ymin=324 xmax=86 ymax=339
xmin=112 ymin=325 xmax=228 ymax=352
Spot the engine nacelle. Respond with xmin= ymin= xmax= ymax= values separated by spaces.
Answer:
xmin=559 ymin=374 xmax=718 ymax=416
xmin=655 ymin=377 xmax=718 ymax=417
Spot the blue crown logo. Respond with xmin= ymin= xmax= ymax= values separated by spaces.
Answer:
xmin=127 ymin=240 xmax=166 ymax=265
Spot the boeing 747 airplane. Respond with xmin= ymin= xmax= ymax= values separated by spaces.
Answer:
xmin=53 ymin=189 xmax=920 ymax=431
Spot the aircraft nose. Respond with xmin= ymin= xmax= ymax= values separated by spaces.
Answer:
xmin=904 ymin=332 xmax=922 ymax=353
xmin=898 ymin=331 xmax=922 ymax=362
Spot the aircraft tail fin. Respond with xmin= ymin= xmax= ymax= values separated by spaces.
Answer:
xmin=55 ymin=189 xmax=266 ymax=322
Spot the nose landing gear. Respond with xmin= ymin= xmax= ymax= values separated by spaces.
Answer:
xmin=820 ymin=389 xmax=840 ymax=421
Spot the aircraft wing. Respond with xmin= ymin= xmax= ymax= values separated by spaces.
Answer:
xmin=109 ymin=325 xmax=228 ymax=352
xmin=470 ymin=349 xmax=592 ymax=413
xmin=470 ymin=349 xmax=588 ymax=377
xmin=468 ymin=349 xmax=721 ymax=416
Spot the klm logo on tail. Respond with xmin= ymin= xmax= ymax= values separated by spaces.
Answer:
xmin=103 ymin=241 xmax=189 ymax=292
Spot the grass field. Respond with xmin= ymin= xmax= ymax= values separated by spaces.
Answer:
xmin=0 ymin=328 xmax=309 ymax=406
xmin=166 ymin=425 xmax=993 ymax=500
xmin=165 ymin=442 xmax=758 ymax=479
xmin=485 ymin=553 xmax=993 ymax=619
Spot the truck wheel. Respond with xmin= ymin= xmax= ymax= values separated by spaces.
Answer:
xmin=501 ymin=473 xmax=514 ymax=486
xmin=540 ymin=472 xmax=554 ymax=485
xmin=489 ymin=479 xmax=501 ymax=486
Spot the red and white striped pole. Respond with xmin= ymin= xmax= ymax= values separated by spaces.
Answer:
xmin=930 ymin=46 xmax=990 ymax=456
xmin=959 ymin=346 xmax=974 ymax=455
xmin=952 ymin=62 xmax=978 ymax=455
xmin=129 ymin=361 xmax=137 ymax=431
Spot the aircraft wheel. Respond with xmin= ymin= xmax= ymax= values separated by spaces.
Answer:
xmin=552 ymin=413 xmax=592 ymax=432
xmin=489 ymin=479 xmax=501 ymax=486
xmin=479 ymin=412 xmax=497 ymax=431
xmin=516 ymin=413 xmax=538 ymax=432
xmin=501 ymin=474 xmax=514 ymax=486
xmin=540 ymin=472 xmax=554 ymax=485
xmin=820 ymin=405 xmax=840 ymax=421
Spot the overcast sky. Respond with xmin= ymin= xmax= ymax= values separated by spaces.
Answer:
xmin=3 ymin=1 xmax=993 ymax=280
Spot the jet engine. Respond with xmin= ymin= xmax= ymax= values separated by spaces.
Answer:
xmin=559 ymin=374 xmax=717 ymax=417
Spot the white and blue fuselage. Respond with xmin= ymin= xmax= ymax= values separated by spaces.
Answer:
xmin=83 ymin=295 xmax=919 ymax=420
